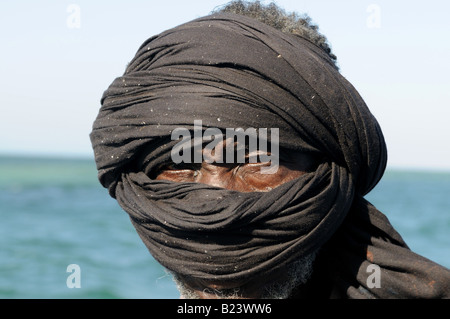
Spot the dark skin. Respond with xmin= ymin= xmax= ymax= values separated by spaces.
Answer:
xmin=155 ymin=140 xmax=317 ymax=298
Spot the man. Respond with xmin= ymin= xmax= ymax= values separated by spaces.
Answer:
xmin=90 ymin=1 xmax=450 ymax=298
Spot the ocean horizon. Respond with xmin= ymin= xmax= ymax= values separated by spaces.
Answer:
xmin=1 ymin=154 xmax=449 ymax=298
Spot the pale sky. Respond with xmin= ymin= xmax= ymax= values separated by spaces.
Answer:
xmin=1 ymin=0 xmax=449 ymax=170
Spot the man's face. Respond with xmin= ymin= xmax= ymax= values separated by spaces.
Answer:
xmin=155 ymin=139 xmax=315 ymax=192
xmin=154 ymin=139 xmax=317 ymax=298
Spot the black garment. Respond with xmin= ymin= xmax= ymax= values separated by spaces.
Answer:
xmin=90 ymin=13 xmax=450 ymax=298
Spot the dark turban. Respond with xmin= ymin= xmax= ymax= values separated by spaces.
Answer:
xmin=90 ymin=13 xmax=450 ymax=298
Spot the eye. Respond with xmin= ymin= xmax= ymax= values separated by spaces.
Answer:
xmin=239 ymin=161 xmax=279 ymax=180
xmin=237 ymin=159 xmax=302 ymax=191
xmin=154 ymin=163 xmax=201 ymax=182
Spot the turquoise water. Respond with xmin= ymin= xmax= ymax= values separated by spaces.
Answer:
xmin=1 ymin=156 xmax=449 ymax=298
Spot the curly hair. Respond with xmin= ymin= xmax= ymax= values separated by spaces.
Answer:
xmin=212 ymin=0 xmax=337 ymax=67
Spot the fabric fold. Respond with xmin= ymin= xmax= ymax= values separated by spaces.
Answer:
xmin=90 ymin=13 xmax=449 ymax=297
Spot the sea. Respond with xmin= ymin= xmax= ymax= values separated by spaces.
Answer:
xmin=1 ymin=155 xmax=449 ymax=299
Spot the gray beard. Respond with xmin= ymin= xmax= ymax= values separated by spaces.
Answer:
xmin=172 ymin=251 xmax=317 ymax=299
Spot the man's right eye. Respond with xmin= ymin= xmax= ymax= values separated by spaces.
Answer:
xmin=154 ymin=163 xmax=201 ymax=182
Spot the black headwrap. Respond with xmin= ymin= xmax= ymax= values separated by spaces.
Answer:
xmin=90 ymin=13 xmax=450 ymax=298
